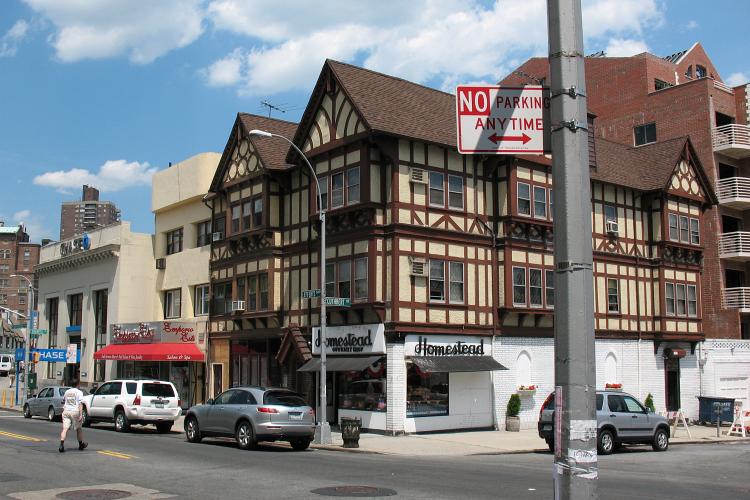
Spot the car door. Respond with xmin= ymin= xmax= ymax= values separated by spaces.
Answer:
xmin=89 ymin=383 xmax=112 ymax=418
xmin=607 ymin=394 xmax=648 ymax=440
xmin=30 ymin=388 xmax=48 ymax=415
xmin=38 ymin=388 xmax=53 ymax=416
xmin=621 ymin=395 xmax=651 ymax=439
xmin=202 ymin=390 xmax=236 ymax=434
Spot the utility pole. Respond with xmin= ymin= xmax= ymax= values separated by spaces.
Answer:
xmin=547 ymin=1 xmax=598 ymax=498
xmin=11 ymin=274 xmax=33 ymax=407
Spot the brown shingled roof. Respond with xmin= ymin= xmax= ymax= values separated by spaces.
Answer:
xmin=238 ymin=113 xmax=298 ymax=170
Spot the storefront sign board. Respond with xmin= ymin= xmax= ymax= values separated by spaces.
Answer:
xmin=312 ymin=324 xmax=386 ymax=355
xmin=110 ymin=321 xmax=202 ymax=344
xmin=404 ymin=335 xmax=487 ymax=357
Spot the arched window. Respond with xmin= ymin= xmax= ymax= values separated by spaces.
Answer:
xmin=685 ymin=65 xmax=693 ymax=79
xmin=604 ymin=353 xmax=618 ymax=384
xmin=695 ymin=65 xmax=707 ymax=78
xmin=516 ymin=351 xmax=532 ymax=388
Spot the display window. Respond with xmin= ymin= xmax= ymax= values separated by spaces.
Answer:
xmin=338 ymin=358 xmax=387 ymax=412
xmin=406 ymin=364 xmax=448 ymax=417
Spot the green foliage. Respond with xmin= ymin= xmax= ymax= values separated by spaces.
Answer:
xmin=644 ymin=393 xmax=655 ymax=412
xmin=507 ymin=393 xmax=521 ymax=417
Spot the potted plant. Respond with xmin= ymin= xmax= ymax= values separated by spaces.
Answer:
xmin=506 ymin=394 xmax=521 ymax=432
xmin=644 ymin=393 xmax=655 ymax=413
xmin=605 ymin=383 xmax=622 ymax=391
xmin=517 ymin=385 xmax=537 ymax=396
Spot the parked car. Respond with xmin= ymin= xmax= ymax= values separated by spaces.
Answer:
xmin=23 ymin=386 xmax=72 ymax=421
xmin=538 ymin=390 xmax=670 ymax=454
xmin=0 ymin=354 xmax=13 ymax=377
xmin=184 ymin=386 xmax=316 ymax=451
xmin=81 ymin=379 xmax=180 ymax=433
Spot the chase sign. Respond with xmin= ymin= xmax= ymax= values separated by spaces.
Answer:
xmin=60 ymin=234 xmax=90 ymax=257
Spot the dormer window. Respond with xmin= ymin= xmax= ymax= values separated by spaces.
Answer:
xmin=695 ymin=65 xmax=706 ymax=79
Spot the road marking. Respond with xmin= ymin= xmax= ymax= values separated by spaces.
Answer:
xmin=97 ymin=450 xmax=136 ymax=460
xmin=0 ymin=430 xmax=46 ymax=442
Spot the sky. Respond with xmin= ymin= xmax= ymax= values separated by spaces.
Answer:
xmin=0 ymin=0 xmax=748 ymax=243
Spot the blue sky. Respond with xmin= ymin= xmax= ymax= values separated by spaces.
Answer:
xmin=0 ymin=0 xmax=748 ymax=243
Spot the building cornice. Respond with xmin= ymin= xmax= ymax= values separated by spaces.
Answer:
xmin=36 ymin=244 xmax=120 ymax=275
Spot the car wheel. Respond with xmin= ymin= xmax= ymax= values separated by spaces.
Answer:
xmin=236 ymin=421 xmax=257 ymax=450
xmin=598 ymin=429 xmax=615 ymax=455
xmin=546 ymin=439 xmax=554 ymax=452
xmin=48 ymin=406 xmax=56 ymax=422
xmin=185 ymin=417 xmax=202 ymax=443
xmin=652 ymin=428 xmax=669 ymax=452
xmin=156 ymin=422 xmax=173 ymax=433
xmin=114 ymin=410 xmax=130 ymax=432
xmin=290 ymin=438 xmax=312 ymax=451
xmin=81 ymin=407 xmax=91 ymax=427
xmin=23 ymin=404 xmax=31 ymax=419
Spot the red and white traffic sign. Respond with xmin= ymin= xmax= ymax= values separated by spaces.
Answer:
xmin=456 ymin=85 xmax=550 ymax=154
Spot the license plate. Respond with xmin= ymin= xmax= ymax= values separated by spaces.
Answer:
xmin=154 ymin=402 xmax=164 ymax=408
xmin=289 ymin=413 xmax=302 ymax=420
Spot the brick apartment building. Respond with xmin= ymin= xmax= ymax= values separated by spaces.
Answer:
xmin=204 ymin=58 xmax=724 ymax=433
xmin=60 ymin=185 xmax=121 ymax=239
xmin=0 ymin=222 xmax=40 ymax=352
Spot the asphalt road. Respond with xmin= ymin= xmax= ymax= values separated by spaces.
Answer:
xmin=0 ymin=409 xmax=748 ymax=499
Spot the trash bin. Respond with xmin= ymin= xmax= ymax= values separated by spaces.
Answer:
xmin=340 ymin=417 xmax=362 ymax=448
xmin=697 ymin=396 xmax=735 ymax=424
xmin=27 ymin=372 xmax=37 ymax=391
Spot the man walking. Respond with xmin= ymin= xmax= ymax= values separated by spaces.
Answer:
xmin=59 ymin=379 xmax=87 ymax=453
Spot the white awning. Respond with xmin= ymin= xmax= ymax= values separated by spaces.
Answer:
xmin=297 ymin=356 xmax=382 ymax=372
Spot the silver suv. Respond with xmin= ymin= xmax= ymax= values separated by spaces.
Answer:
xmin=538 ymin=390 xmax=670 ymax=454
xmin=81 ymin=379 xmax=180 ymax=433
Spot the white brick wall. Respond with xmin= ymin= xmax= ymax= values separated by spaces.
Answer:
xmin=699 ymin=340 xmax=750 ymax=413
xmin=386 ymin=342 xmax=406 ymax=435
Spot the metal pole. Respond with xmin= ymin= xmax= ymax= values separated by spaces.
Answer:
xmin=547 ymin=1 xmax=598 ymax=499
xmin=11 ymin=274 xmax=33 ymax=407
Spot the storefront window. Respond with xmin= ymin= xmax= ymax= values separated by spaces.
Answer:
xmin=338 ymin=358 xmax=386 ymax=412
xmin=406 ymin=364 xmax=448 ymax=417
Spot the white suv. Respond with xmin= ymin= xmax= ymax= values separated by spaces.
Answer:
xmin=0 ymin=355 xmax=13 ymax=377
xmin=81 ymin=379 xmax=180 ymax=433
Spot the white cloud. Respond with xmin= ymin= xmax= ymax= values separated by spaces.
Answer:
xmin=605 ymin=38 xmax=649 ymax=57
xmin=725 ymin=72 xmax=748 ymax=87
xmin=0 ymin=20 xmax=30 ymax=57
xmin=33 ymin=160 xmax=159 ymax=193
xmin=686 ymin=20 xmax=698 ymax=30
xmin=23 ymin=0 xmax=204 ymax=63
xmin=12 ymin=210 xmax=31 ymax=221
xmin=203 ymin=0 xmax=666 ymax=96
xmin=1 ymin=209 xmax=52 ymax=242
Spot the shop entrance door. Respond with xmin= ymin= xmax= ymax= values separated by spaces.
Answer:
xmin=665 ymin=358 xmax=681 ymax=412
xmin=212 ymin=363 xmax=223 ymax=399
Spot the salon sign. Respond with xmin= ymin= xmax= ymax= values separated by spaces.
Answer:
xmin=405 ymin=335 xmax=487 ymax=356
xmin=312 ymin=323 xmax=386 ymax=355
xmin=110 ymin=321 xmax=203 ymax=344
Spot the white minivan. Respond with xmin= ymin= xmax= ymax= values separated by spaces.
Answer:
xmin=0 ymin=354 xmax=14 ymax=377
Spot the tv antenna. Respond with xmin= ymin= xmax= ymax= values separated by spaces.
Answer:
xmin=260 ymin=100 xmax=286 ymax=118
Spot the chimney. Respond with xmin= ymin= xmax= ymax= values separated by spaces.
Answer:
xmin=82 ymin=185 xmax=100 ymax=202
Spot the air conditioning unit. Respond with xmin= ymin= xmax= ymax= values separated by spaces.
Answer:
xmin=409 ymin=167 xmax=428 ymax=184
xmin=231 ymin=300 xmax=246 ymax=312
xmin=409 ymin=257 xmax=428 ymax=277
xmin=155 ymin=258 xmax=166 ymax=270
xmin=605 ymin=221 xmax=619 ymax=236
xmin=212 ymin=232 xmax=223 ymax=242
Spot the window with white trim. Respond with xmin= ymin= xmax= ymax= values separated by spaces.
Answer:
xmin=347 ymin=167 xmax=360 ymax=204
xmin=429 ymin=259 xmax=445 ymax=301
xmin=332 ymin=172 xmax=344 ymax=208
xmin=529 ymin=268 xmax=543 ymax=307
xmin=512 ymin=267 xmax=526 ymax=305
xmin=338 ymin=261 xmax=351 ymax=299
xmin=517 ymin=182 xmax=531 ymax=216
xmin=687 ymin=285 xmax=697 ymax=316
xmin=607 ymin=278 xmax=619 ymax=313
xmin=354 ymin=257 xmax=368 ymax=300
xmin=679 ymin=216 xmax=689 ymax=243
xmin=545 ymin=270 xmax=554 ymax=308
xmin=533 ymin=187 xmax=547 ymax=219
xmin=318 ymin=176 xmax=328 ymax=211
xmin=690 ymin=218 xmax=700 ymax=245
xmin=194 ymin=284 xmax=209 ymax=316
xmin=668 ymin=214 xmax=679 ymax=241
xmin=604 ymin=205 xmax=617 ymax=224
xmin=665 ymin=283 xmax=675 ymax=315
xmin=448 ymin=175 xmax=464 ymax=209
xmin=429 ymin=172 xmax=445 ymax=207
xmin=164 ymin=289 xmax=181 ymax=319
xmin=449 ymin=262 xmax=464 ymax=303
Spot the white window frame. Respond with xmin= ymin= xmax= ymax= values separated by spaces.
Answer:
xmin=449 ymin=261 xmax=464 ymax=304
xmin=529 ymin=268 xmax=543 ymax=308
xmin=687 ymin=284 xmax=698 ymax=317
xmin=665 ymin=283 xmax=675 ymax=316
xmin=517 ymin=182 xmax=531 ymax=217
xmin=607 ymin=278 xmax=619 ymax=313
xmin=164 ymin=289 xmax=181 ymax=319
xmin=194 ymin=284 xmax=210 ymax=316
xmin=347 ymin=167 xmax=360 ymax=205
xmin=533 ymin=186 xmax=547 ymax=219
xmin=429 ymin=259 xmax=446 ymax=302
xmin=354 ymin=257 xmax=368 ymax=301
xmin=429 ymin=172 xmax=445 ymax=207
xmin=675 ymin=283 xmax=686 ymax=316
xmin=512 ymin=267 xmax=527 ymax=306
xmin=545 ymin=270 xmax=554 ymax=309
xmin=679 ymin=215 xmax=689 ymax=243
xmin=690 ymin=217 xmax=700 ymax=245
xmin=318 ymin=175 xmax=328 ymax=211
xmin=331 ymin=172 xmax=345 ymax=208
xmin=604 ymin=204 xmax=617 ymax=224
xmin=668 ymin=214 xmax=679 ymax=241
xmin=448 ymin=175 xmax=464 ymax=210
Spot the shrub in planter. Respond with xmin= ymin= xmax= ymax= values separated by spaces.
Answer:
xmin=644 ymin=393 xmax=655 ymax=413
xmin=506 ymin=393 xmax=521 ymax=432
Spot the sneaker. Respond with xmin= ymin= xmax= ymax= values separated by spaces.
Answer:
xmin=78 ymin=442 xmax=88 ymax=451
xmin=58 ymin=445 xmax=65 ymax=453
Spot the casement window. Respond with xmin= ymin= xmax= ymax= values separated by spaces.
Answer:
xmin=429 ymin=260 xmax=463 ymax=303
xmin=429 ymin=260 xmax=445 ymax=301
xmin=604 ymin=205 xmax=617 ymax=224
xmin=242 ymin=201 xmax=252 ymax=230
xmin=166 ymin=228 xmax=183 ymax=255
xmin=665 ymin=283 xmax=675 ymax=315
xmin=679 ymin=216 xmax=689 ymax=243
xmin=347 ymin=167 xmax=360 ymax=204
xmin=448 ymin=175 xmax=464 ymax=209
xmin=607 ymin=278 xmax=619 ymax=313
xmin=529 ymin=268 xmax=543 ymax=307
xmin=164 ymin=289 xmax=181 ymax=319
xmin=429 ymin=172 xmax=445 ymax=206
xmin=354 ymin=257 xmax=368 ymax=300
xmin=338 ymin=261 xmax=351 ymax=299
xmin=331 ymin=172 xmax=345 ymax=208
xmin=449 ymin=262 xmax=464 ymax=303
xmin=690 ymin=218 xmax=700 ymax=245
xmin=545 ymin=270 xmax=555 ymax=308
xmin=231 ymin=205 xmax=241 ymax=233
xmin=253 ymin=197 xmax=263 ymax=227
xmin=676 ymin=284 xmax=686 ymax=316
xmin=668 ymin=214 xmax=679 ymax=241
xmin=247 ymin=276 xmax=257 ymax=311
xmin=194 ymin=284 xmax=210 ymax=316
xmin=196 ymin=220 xmax=212 ymax=247
xmin=533 ymin=187 xmax=547 ymax=219
xmin=512 ymin=267 xmax=526 ymax=305
xmin=318 ymin=176 xmax=328 ymax=211
xmin=517 ymin=182 xmax=531 ymax=216
xmin=687 ymin=285 xmax=697 ymax=316
xmin=634 ymin=123 xmax=656 ymax=146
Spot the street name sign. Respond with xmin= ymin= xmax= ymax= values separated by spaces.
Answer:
xmin=324 ymin=297 xmax=351 ymax=307
xmin=302 ymin=289 xmax=321 ymax=299
xmin=31 ymin=329 xmax=47 ymax=335
xmin=456 ymin=85 xmax=550 ymax=154
xmin=11 ymin=324 xmax=25 ymax=330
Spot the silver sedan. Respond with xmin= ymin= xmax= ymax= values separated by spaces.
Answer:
xmin=184 ymin=387 xmax=316 ymax=451
xmin=23 ymin=386 xmax=71 ymax=421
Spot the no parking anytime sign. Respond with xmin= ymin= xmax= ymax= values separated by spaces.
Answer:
xmin=456 ymin=85 xmax=550 ymax=154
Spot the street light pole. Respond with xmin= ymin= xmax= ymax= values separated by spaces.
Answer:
xmin=11 ymin=274 xmax=34 ymax=407
xmin=547 ymin=0 xmax=598 ymax=498
xmin=248 ymin=129 xmax=332 ymax=445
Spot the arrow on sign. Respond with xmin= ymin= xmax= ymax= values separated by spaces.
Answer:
xmin=488 ymin=133 xmax=532 ymax=145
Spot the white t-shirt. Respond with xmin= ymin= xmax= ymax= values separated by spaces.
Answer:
xmin=63 ymin=388 xmax=84 ymax=413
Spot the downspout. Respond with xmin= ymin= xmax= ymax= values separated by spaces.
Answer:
xmin=477 ymin=211 xmax=499 ymax=430
xmin=202 ymin=193 xmax=214 ymax=401
xmin=634 ymin=195 xmax=642 ymax=399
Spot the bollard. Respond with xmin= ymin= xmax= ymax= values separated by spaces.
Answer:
xmin=1 ymin=390 xmax=5 ymax=407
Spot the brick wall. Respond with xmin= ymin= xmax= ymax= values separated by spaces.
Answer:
xmin=386 ymin=342 xmax=406 ymax=435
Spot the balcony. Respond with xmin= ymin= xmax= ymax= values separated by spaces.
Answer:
xmin=717 ymin=177 xmax=750 ymax=209
xmin=720 ymin=232 xmax=750 ymax=260
xmin=723 ymin=287 xmax=750 ymax=313
xmin=713 ymin=124 xmax=750 ymax=159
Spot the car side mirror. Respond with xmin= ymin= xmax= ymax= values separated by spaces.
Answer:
xmin=206 ymin=398 xmax=214 ymax=405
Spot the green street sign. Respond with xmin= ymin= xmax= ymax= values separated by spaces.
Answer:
xmin=11 ymin=324 xmax=25 ymax=330
xmin=302 ymin=289 xmax=321 ymax=299
xmin=31 ymin=329 xmax=47 ymax=335
xmin=324 ymin=297 xmax=351 ymax=307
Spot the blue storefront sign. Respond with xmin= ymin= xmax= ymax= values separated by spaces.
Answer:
xmin=13 ymin=348 xmax=80 ymax=363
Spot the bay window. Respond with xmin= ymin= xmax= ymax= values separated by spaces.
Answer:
xmin=529 ymin=268 xmax=543 ymax=307
xmin=512 ymin=267 xmax=526 ymax=305
xmin=347 ymin=167 xmax=360 ymax=204
xmin=354 ymin=257 xmax=368 ymax=300
xmin=517 ymin=183 xmax=531 ymax=216
xmin=332 ymin=172 xmax=345 ymax=208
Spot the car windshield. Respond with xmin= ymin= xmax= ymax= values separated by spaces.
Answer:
xmin=142 ymin=383 xmax=175 ymax=398
xmin=58 ymin=388 xmax=71 ymax=397
xmin=263 ymin=391 xmax=307 ymax=407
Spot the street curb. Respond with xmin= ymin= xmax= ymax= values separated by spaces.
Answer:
xmin=311 ymin=445 xmax=386 ymax=455
xmin=0 ymin=406 xmax=23 ymax=414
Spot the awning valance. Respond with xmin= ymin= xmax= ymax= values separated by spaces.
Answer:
xmin=94 ymin=343 xmax=205 ymax=362
xmin=663 ymin=348 xmax=687 ymax=359
xmin=298 ymin=355 xmax=382 ymax=372
xmin=408 ymin=356 xmax=508 ymax=372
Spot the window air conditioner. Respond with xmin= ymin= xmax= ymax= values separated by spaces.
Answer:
xmin=409 ymin=257 xmax=428 ymax=277
xmin=212 ymin=232 xmax=223 ymax=242
xmin=231 ymin=300 xmax=246 ymax=312
xmin=409 ymin=167 xmax=428 ymax=184
xmin=155 ymin=258 xmax=166 ymax=270
xmin=605 ymin=221 xmax=619 ymax=236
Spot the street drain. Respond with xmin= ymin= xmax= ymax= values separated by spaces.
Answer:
xmin=311 ymin=486 xmax=397 ymax=497
xmin=56 ymin=489 xmax=132 ymax=499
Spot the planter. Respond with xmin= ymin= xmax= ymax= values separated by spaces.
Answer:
xmin=517 ymin=389 xmax=536 ymax=397
xmin=605 ymin=387 xmax=622 ymax=392
xmin=340 ymin=417 xmax=362 ymax=448
xmin=505 ymin=416 xmax=521 ymax=432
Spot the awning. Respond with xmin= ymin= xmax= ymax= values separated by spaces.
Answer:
xmin=298 ymin=355 xmax=382 ymax=372
xmin=409 ymin=356 xmax=508 ymax=372
xmin=94 ymin=343 xmax=205 ymax=362
xmin=663 ymin=348 xmax=687 ymax=359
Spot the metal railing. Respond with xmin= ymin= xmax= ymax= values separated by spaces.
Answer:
xmin=723 ymin=287 xmax=750 ymax=310
xmin=719 ymin=232 xmax=750 ymax=257
xmin=713 ymin=124 xmax=750 ymax=150
xmin=714 ymin=80 xmax=735 ymax=94
xmin=717 ymin=177 xmax=750 ymax=203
